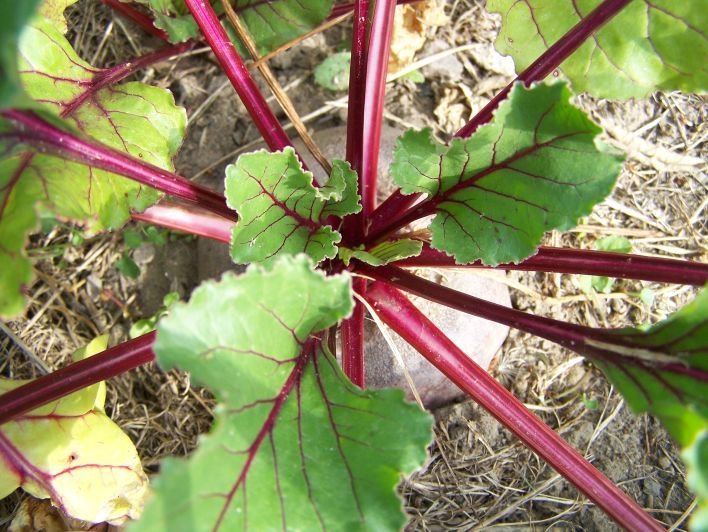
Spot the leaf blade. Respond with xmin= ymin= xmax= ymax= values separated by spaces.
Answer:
xmin=136 ymin=255 xmax=433 ymax=531
xmin=488 ymin=0 xmax=708 ymax=98
xmin=0 ymin=336 xmax=147 ymax=525
xmin=392 ymin=82 xmax=623 ymax=265
xmin=131 ymin=0 xmax=334 ymax=53
xmin=0 ymin=14 xmax=186 ymax=317
xmin=226 ymin=149 xmax=360 ymax=265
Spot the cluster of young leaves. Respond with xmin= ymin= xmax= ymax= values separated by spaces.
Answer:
xmin=135 ymin=255 xmax=433 ymax=530
xmin=0 ymin=336 xmax=147 ymax=525
xmin=128 ymin=0 xmax=334 ymax=54
xmin=0 ymin=0 xmax=186 ymax=318
xmin=489 ymin=0 xmax=707 ymax=98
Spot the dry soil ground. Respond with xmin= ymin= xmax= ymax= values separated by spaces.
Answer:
xmin=1 ymin=0 xmax=706 ymax=530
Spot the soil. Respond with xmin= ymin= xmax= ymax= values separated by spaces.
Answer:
xmin=1 ymin=0 xmax=705 ymax=530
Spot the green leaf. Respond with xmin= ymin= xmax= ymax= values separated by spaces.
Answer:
xmin=130 ymin=0 xmax=334 ymax=54
xmin=684 ymin=431 xmax=708 ymax=531
xmin=488 ymin=0 xmax=708 ymax=98
xmin=39 ymin=0 xmax=79 ymax=34
xmin=134 ymin=255 xmax=433 ymax=531
xmin=226 ymin=150 xmax=360 ymax=265
xmin=593 ymin=289 xmax=708 ymax=446
xmin=0 ymin=336 xmax=148 ymax=525
xmin=0 ymin=0 xmax=42 ymax=109
xmin=115 ymin=253 xmax=141 ymax=279
xmin=315 ymin=51 xmax=351 ymax=91
xmin=339 ymin=239 xmax=424 ymax=266
xmin=595 ymin=235 xmax=632 ymax=254
xmin=580 ymin=235 xmax=633 ymax=293
xmin=0 ymin=14 xmax=186 ymax=318
xmin=588 ymin=290 xmax=708 ymax=526
xmin=391 ymin=82 xmax=623 ymax=265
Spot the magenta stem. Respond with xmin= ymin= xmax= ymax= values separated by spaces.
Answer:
xmin=360 ymin=0 xmax=396 ymax=220
xmin=394 ymin=244 xmax=708 ymax=286
xmin=345 ymin=0 xmax=369 ymax=179
xmin=339 ymin=0 xmax=371 ymax=384
xmin=358 ymin=264 xmax=708 ymax=380
xmin=1 ymin=110 xmax=236 ymax=221
xmin=340 ymin=277 xmax=366 ymax=387
xmin=102 ymin=0 xmax=169 ymax=40
xmin=132 ymin=200 xmax=234 ymax=243
xmin=364 ymin=281 xmax=662 ymax=531
xmin=456 ymin=0 xmax=632 ymax=138
xmin=342 ymin=0 xmax=370 ymax=245
xmin=367 ymin=189 xmax=421 ymax=237
xmin=183 ymin=0 xmax=295 ymax=154
xmin=329 ymin=0 xmax=418 ymax=19
xmin=0 ymin=333 xmax=155 ymax=425
xmin=359 ymin=263 xmax=595 ymax=347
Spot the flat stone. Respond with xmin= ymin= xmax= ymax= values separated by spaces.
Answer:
xmin=360 ymin=270 xmax=510 ymax=409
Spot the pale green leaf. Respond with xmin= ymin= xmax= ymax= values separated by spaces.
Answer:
xmin=226 ymin=149 xmax=360 ymax=265
xmin=39 ymin=0 xmax=79 ymax=34
xmin=0 ymin=0 xmax=42 ymax=109
xmin=684 ymin=431 xmax=708 ymax=531
xmin=315 ymin=51 xmax=351 ymax=91
xmin=134 ymin=255 xmax=433 ymax=531
xmin=339 ymin=239 xmax=424 ymax=266
xmin=0 ymin=337 xmax=148 ymax=525
xmin=0 ymin=14 xmax=186 ymax=318
xmin=488 ymin=0 xmax=708 ymax=98
xmin=391 ymin=82 xmax=623 ymax=265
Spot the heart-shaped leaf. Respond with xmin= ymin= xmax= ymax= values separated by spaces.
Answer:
xmin=391 ymin=82 xmax=623 ymax=265
xmin=488 ymin=0 xmax=708 ymax=98
xmin=226 ymin=150 xmax=360 ymax=265
xmin=134 ymin=255 xmax=433 ymax=531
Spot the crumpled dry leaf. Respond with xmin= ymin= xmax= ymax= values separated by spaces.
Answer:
xmin=9 ymin=497 xmax=120 ymax=532
xmin=389 ymin=0 xmax=448 ymax=72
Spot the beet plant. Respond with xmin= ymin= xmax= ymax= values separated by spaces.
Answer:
xmin=0 ymin=0 xmax=706 ymax=529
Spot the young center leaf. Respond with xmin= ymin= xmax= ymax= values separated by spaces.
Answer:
xmin=488 ymin=0 xmax=708 ymax=99
xmin=589 ymin=289 xmax=708 ymax=523
xmin=0 ymin=7 xmax=186 ymax=317
xmin=226 ymin=150 xmax=360 ymax=265
xmin=135 ymin=255 xmax=433 ymax=531
xmin=128 ymin=0 xmax=334 ymax=52
xmin=339 ymin=238 xmax=424 ymax=267
xmin=391 ymin=82 xmax=623 ymax=265
xmin=0 ymin=336 xmax=148 ymax=525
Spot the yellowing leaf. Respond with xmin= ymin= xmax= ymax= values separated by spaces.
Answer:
xmin=0 ymin=338 xmax=148 ymax=525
